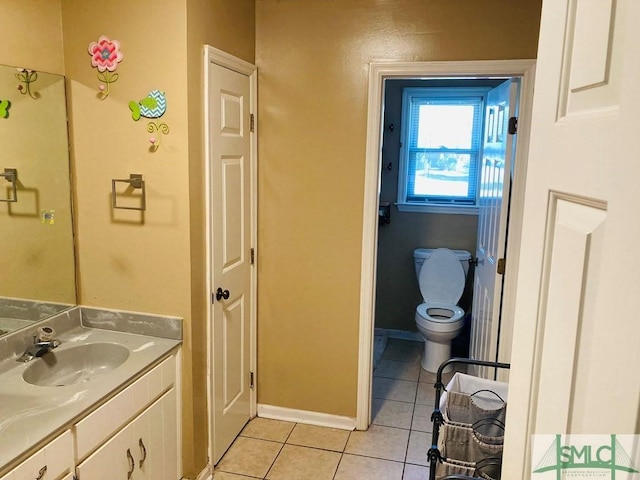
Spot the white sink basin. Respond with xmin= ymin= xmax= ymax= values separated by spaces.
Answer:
xmin=22 ymin=343 xmax=130 ymax=387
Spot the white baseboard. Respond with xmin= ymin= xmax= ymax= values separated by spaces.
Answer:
xmin=193 ymin=464 xmax=212 ymax=480
xmin=257 ymin=404 xmax=356 ymax=431
xmin=375 ymin=327 xmax=423 ymax=343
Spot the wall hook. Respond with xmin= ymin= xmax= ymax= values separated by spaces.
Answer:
xmin=15 ymin=69 xmax=39 ymax=99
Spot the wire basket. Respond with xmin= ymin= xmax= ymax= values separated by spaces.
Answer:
xmin=435 ymin=373 xmax=508 ymax=480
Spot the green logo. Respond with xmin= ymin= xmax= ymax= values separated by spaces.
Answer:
xmin=533 ymin=435 xmax=639 ymax=479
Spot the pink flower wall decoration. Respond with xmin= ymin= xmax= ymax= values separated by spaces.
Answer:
xmin=88 ymin=36 xmax=124 ymax=98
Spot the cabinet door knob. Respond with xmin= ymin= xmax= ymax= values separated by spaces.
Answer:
xmin=126 ymin=448 xmax=135 ymax=479
xmin=139 ymin=438 xmax=147 ymax=468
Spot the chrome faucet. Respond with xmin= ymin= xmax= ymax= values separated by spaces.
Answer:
xmin=17 ymin=336 xmax=61 ymax=363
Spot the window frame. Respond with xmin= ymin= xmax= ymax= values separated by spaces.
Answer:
xmin=396 ymin=87 xmax=490 ymax=214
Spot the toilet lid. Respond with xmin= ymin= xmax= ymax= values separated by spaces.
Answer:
xmin=418 ymin=248 xmax=465 ymax=304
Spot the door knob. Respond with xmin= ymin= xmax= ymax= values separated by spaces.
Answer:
xmin=216 ymin=287 xmax=230 ymax=301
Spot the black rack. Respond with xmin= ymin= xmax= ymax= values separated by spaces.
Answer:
xmin=427 ymin=358 xmax=511 ymax=480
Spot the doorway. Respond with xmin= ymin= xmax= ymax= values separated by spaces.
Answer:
xmin=356 ymin=60 xmax=536 ymax=429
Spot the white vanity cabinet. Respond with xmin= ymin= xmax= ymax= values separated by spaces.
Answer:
xmin=74 ymin=354 xmax=179 ymax=480
xmin=0 ymin=430 xmax=74 ymax=480
xmin=75 ymin=389 xmax=177 ymax=480
xmin=0 ymin=319 xmax=182 ymax=480
xmin=1 ymin=351 xmax=181 ymax=480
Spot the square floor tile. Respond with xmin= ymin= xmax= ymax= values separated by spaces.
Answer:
xmin=372 ymin=398 xmax=414 ymax=429
xmin=240 ymin=417 xmax=295 ymax=443
xmin=286 ymin=423 xmax=349 ymax=452
xmin=405 ymin=430 xmax=430 ymax=466
xmin=403 ymin=464 xmax=430 ymax=480
xmin=266 ymin=444 xmax=340 ymax=480
xmin=213 ymin=473 xmax=260 ymax=479
xmin=216 ymin=437 xmax=282 ymax=478
xmin=345 ymin=424 xmax=409 ymax=462
xmin=382 ymin=339 xmax=423 ymax=363
xmin=415 ymin=381 xmax=437 ymax=406
xmin=374 ymin=359 xmax=420 ymax=381
xmin=372 ymin=377 xmax=418 ymax=403
xmin=334 ymin=454 xmax=404 ymax=480
xmin=418 ymin=368 xmax=437 ymax=385
xmin=411 ymin=403 xmax=434 ymax=433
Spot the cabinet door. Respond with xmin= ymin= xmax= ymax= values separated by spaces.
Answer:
xmin=161 ymin=387 xmax=178 ymax=479
xmin=134 ymin=396 xmax=156 ymax=480
xmin=136 ymin=389 xmax=178 ymax=480
xmin=77 ymin=389 xmax=178 ymax=480
xmin=75 ymin=417 xmax=139 ymax=480
xmin=2 ymin=431 xmax=73 ymax=480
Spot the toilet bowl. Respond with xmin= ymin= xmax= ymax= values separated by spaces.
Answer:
xmin=414 ymin=248 xmax=470 ymax=373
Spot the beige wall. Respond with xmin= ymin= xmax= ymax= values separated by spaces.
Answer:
xmin=60 ymin=0 xmax=198 ymax=472
xmin=0 ymin=0 xmax=64 ymax=74
xmin=256 ymin=0 xmax=542 ymax=417
xmin=5 ymin=3 xmax=251 ymax=472
xmin=61 ymin=1 xmax=254 ymax=476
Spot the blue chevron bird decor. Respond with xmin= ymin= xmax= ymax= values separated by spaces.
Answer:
xmin=129 ymin=90 xmax=170 ymax=151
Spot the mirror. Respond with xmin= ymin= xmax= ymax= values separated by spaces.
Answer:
xmin=0 ymin=64 xmax=75 ymax=336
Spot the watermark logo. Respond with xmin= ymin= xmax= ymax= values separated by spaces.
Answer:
xmin=532 ymin=434 xmax=640 ymax=479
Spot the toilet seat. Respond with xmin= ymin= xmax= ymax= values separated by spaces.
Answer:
xmin=418 ymin=248 xmax=465 ymax=304
xmin=416 ymin=302 xmax=465 ymax=324
xmin=416 ymin=248 xmax=465 ymax=327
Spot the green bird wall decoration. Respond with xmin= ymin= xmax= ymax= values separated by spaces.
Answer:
xmin=0 ymin=100 xmax=11 ymax=119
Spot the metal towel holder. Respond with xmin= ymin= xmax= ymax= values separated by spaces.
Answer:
xmin=0 ymin=168 xmax=18 ymax=203
xmin=111 ymin=174 xmax=146 ymax=211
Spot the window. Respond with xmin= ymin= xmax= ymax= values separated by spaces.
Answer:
xmin=397 ymin=88 xmax=488 ymax=214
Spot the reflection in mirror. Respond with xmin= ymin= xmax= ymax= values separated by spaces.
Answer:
xmin=0 ymin=64 xmax=75 ymax=337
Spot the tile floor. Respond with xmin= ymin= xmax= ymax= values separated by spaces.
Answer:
xmin=213 ymin=339 xmax=464 ymax=480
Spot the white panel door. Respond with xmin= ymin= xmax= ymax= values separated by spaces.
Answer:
xmin=208 ymin=61 xmax=252 ymax=464
xmin=471 ymin=79 xmax=518 ymax=378
xmin=503 ymin=0 xmax=640 ymax=477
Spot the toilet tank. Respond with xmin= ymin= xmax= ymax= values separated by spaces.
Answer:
xmin=413 ymin=248 xmax=472 ymax=279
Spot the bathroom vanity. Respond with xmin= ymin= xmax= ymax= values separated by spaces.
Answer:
xmin=0 ymin=307 xmax=182 ymax=480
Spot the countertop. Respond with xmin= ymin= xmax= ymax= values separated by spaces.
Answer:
xmin=0 ymin=325 xmax=180 ymax=474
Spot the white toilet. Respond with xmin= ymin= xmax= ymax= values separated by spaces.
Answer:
xmin=413 ymin=248 xmax=471 ymax=373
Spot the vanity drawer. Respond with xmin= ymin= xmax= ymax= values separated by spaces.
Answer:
xmin=2 ymin=430 xmax=73 ymax=480
xmin=74 ymin=354 xmax=176 ymax=460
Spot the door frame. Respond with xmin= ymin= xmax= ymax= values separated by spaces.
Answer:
xmin=203 ymin=45 xmax=258 ymax=461
xmin=356 ymin=60 xmax=536 ymax=429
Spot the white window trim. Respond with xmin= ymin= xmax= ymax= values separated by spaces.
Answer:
xmin=395 ymin=202 xmax=479 ymax=215
xmin=396 ymin=87 xmax=490 ymax=214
